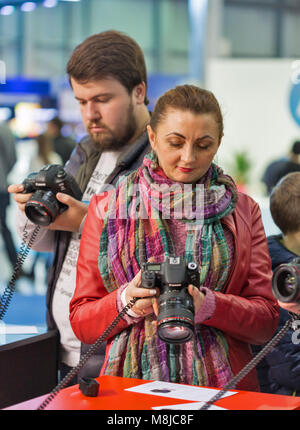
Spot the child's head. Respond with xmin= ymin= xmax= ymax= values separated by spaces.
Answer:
xmin=270 ymin=172 xmax=300 ymax=235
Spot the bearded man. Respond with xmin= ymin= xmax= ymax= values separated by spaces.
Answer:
xmin=8 ymin=30 xmax=151 ymax=384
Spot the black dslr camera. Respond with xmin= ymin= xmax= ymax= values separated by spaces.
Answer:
xmin=272 ymin=257 xmax=300 ymax=304
xmin=141 ymin=256 xmax=200 ymax=344
xmin=22 ymin=164 xmax=82 ymax=226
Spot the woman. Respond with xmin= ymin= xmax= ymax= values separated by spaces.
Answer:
xmin=70 ymin=85 xmax=279 ymax=391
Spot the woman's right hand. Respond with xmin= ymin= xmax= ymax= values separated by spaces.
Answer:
xmin=125 ymin=271 xmax=159 ymax=318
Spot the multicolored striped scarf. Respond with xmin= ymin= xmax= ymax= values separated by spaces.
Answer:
xmin=99 ymin=151 xmax=238 ymax=387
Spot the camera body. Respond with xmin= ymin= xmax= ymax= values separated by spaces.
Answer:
xmin=22 ymin=164 xmax=82 ymax=226
xmin=141 ymin=256 xmax=200 ymax=344
xmin=272 ymin=257 xmax=300 ymax=304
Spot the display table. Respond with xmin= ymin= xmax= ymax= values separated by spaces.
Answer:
xmin=0 ymin=328 xmax=58 ymax=409
xmin=4 ymin=375 xmax=300 ymax=411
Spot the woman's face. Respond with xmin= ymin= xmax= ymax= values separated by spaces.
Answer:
xmin=147 ymin=108 xmax=222 ymax=183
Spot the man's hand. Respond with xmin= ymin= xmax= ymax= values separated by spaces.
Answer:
xmin=47 ymin=193 xmax=88 ymax=232
xmin=8 ymin=184 xmax=88 ymax=233
xmin=8 ymin=184 xmax=31 ymax=212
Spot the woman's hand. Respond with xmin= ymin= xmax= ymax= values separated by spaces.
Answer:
xmin=188 ymin=284 xmax=205 ymax=314
xmin=125 ymin=271 xmax=159 ymax=317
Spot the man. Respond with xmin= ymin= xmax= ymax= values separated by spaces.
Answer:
xmin=8 ymin=30 xmax=151 ymax=383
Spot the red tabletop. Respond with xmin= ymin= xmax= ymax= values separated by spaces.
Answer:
xmin=4 ymin=375 xmax=300 ymax=410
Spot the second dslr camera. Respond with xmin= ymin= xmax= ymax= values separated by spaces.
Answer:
xmin=22 ymin=164 xmax=82 ymax=226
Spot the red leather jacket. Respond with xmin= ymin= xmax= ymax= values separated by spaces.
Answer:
xmin=70 ymin=192 xmax=280 ymax=392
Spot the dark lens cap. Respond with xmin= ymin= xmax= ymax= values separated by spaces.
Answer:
xmin=79 ymin=377 xmax=99 ymax=397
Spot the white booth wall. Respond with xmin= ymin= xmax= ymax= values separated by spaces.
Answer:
xmin=206 ymin=58 xmax=300 ymax=195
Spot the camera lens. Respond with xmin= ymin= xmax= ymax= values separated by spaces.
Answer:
xmin=157 ymin=289 xmax=194 ymax=344
xmin=158 ymin=321 xmax=194 ymax=343
xmin=25 ymin=190 xmax=60 ymax=226
xmin=272 ymin=265 xmax=300 ymax=303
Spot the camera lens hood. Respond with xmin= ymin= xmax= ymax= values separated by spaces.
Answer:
xmin=272 ymin=263 xmax=300 ymax=303
xmin=25 ymin=190 xmax=60 ymax=226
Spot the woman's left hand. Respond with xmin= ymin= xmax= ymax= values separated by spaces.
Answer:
xmin=188 ymin=285 xmax=205 ymax=314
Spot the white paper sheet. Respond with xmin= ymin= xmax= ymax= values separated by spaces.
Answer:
xmin=125 ymin=380 xmax=237 ymax=402
xmin=152 ymin=401 xmax=227 ymax=410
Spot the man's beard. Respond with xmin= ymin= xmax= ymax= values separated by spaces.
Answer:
xmin=88 ymin=103 xmax=137 ymax=151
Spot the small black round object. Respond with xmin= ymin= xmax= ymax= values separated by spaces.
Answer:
xmin=79 ymin=377 xmax=99 ymax=397
xmin=56 ymin=169 xmax=66 ymax=179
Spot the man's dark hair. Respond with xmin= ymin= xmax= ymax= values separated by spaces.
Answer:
xmin=270 ymin=172 xmax=300 ymax=234
xmin=67 ymin=30 xmax=149 ymax=105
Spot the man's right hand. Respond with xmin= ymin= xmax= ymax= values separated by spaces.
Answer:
xmin=8 ymin=183 xmax=88 ymax=233
xmin=8 ymin=183 xmax=32 ymax=213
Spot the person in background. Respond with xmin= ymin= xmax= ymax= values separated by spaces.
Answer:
xmin=8 ymin=30 xmax=151 ymax=385
xmin=255 ymin=172 xmax=300 ymax=395
xmin=0 ymin=121 xmax=18 ymax=275
xmin=29 ymin=133 xmax=63 ymax=171
xmin=70 ymin=84 xmax=279 ymax=391
xmin=261 ymin=140 xmax=300 ymax=195
xmin=46 ymin=116 xmax=75 ymax=165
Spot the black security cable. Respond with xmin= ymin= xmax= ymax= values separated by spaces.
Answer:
xmin=36 ymin=297 xmax=138 ymax=410
xmin=199 ymin=315 xmax=298 ymax=410
xmin=0 ymin=224 xmax=41 ymax=320
xmin=37 ymin=304 xmax=298 ymax=411
xmin=4 ymin=228 xmax=296 ymax=412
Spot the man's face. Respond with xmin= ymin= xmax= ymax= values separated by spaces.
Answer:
xmin=71 ymin=77 xmax=138 ymax=150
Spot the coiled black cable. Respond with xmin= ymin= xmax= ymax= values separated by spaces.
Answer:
xmin=199 ymin=315 xmax=298 ymax=410
xmin=36 ymin=297 xmax=138 ymax=410
xmin=0 ymin=224 xmax=41 ymax=321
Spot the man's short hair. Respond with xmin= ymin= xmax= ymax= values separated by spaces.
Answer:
xmin=67 ymin=30 xmax=149 ymax=105
xmin=270 ymin=172 xmax=300 ymax=234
